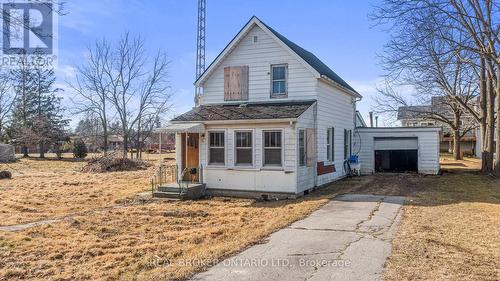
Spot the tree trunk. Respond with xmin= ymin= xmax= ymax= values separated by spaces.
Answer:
xmin=493 ymin=67 xmax=500 ymax=176
xmin=122 ymin=133 xmax=128 ymax=158
xmin=39 ymin=142 xmax=45 ymax=158
xmin=453 ymin=130 xmax=461 ymax=160
xmin=482 ymin=61 xmax=495 ymax=173
xmin=102 ymin=122 xmax=108 ymax=156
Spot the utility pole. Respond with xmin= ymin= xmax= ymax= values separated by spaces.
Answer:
xmin=194 ymin=0 xmax=206 ymax=107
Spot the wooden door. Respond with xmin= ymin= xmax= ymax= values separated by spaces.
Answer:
xmin=184 ymin=133 xmax=199 ymax=181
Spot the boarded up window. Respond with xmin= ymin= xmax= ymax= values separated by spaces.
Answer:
xmin=224 ymin=66 xmax=249 ymax=101
xmin=306 ymin=128 xmax=315 ymax=167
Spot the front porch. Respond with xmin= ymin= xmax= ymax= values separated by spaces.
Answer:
xmin=152 ymin=123 xmax=206 ymax=199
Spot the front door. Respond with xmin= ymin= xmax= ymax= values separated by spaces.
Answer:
xmin=183 ymin=133 xmax=199 ymax=181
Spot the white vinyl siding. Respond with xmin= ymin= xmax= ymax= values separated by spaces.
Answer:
xmin=316 ymin=81 xmax=356 ymax=185
xmin=200 ymin=25 xmax=317 ymax=104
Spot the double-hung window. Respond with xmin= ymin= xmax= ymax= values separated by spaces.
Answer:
xmin=343 ymin=129 xmax=352 ymax=159
xmin=235 ymin=131 xmax=253 ymax=165
xmin=209 ymin=131 xmax=225 ymax=165
xmin=327 ymin=128 xmax=334 ymax=162
xmin=263 ymin=131 xmax=282 ymax=166
xmin=299 ymin=129 xmax=306 ymax=166
xmin=271 ymin=64 xmax=287 ymax=97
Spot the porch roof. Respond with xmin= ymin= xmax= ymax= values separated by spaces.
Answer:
xmin=171 ymin=100 xmax=316 ymax=122
xmin=156 ymin=123 xmax=205 ymax=133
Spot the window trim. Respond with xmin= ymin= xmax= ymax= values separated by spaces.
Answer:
xmin=298 ymin=129 xmax=306 ymax=167
xmin=263 ymin=130 xmax=284 ymax=167
xmin=234 ymin=130 xmax=254 ymax=167
xmin=270 ymin=64 xmax=288 ymax=98
xmin=208 ymin=130 xmax=226 ymax=166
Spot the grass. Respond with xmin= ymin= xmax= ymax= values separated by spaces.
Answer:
xmin=0 ymin=154 xmax=498 ymax=280
xmin=0 ymin=154 xmax=171 ymax=226
xmin=381 ymin=172 xmax=500 ymax=280
xmin=0 ymin=156 xmax=367 ymax=281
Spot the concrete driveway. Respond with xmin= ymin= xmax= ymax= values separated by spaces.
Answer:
xmin=192 ymin=194 xmax=406 ymax=281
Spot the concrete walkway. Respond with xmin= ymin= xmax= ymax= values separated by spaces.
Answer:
xmin=192 ymin=194 xmax=406 ymax=281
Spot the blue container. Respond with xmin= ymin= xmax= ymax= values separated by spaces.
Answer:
xmin=349 ymin=155 xmax=359 ymax=164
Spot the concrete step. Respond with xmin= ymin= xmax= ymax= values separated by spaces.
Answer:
xmin=158 ymin=186 xmax=182 ymax=193
xmin=153 ymin=191 xmax=184 ymax=199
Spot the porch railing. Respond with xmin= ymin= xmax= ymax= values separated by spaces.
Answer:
xmin=151 ymin=164 xmax=204 ymax=195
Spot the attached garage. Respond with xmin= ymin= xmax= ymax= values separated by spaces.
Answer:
xmin=355 ymin=127 xmax=441 ymax=175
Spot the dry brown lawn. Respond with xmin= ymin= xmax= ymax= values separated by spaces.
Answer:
xmin=0 ymin=156 xmax=368 ymax=281
xmin=0 ymin=155 xmax=170 ymax=226
xmin=377 ymin=165 xmax=500 ymax=280
xmin=0 ymin=155 xmax=498 ymax=281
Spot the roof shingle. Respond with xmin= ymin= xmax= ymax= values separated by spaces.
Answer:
xmin=171 ymin=100 xmax=315 ymax=122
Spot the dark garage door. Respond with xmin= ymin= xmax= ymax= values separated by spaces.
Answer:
xmin=375 ymin=150 xmax=418 ymax=172
xmin=374 ymin=137 xmax=418 ymax=173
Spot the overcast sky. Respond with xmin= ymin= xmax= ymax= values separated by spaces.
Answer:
xmin=57 ymin=0 xmax=392 ymax=126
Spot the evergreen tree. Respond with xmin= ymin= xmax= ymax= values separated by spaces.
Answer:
xmin=31 ymin=67 xmax=69 ymax=158
xmin=8 ymin=58 xmax=37 ymax=157
xmin=8 ymin=63 xmax=69 ymax=158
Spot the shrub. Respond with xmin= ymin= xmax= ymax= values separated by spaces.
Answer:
xmin=73 ymin=139 xmax=88 ymax=159
xmin=0 ymin=170 xmax=12 ymax=179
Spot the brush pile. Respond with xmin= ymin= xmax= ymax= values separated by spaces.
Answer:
xmin=81 ymin=152 xmax=151 ymax=173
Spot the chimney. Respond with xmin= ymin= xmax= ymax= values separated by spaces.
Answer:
xmin=369 ymin=112 xmax=374 ymax=127
xmin=375 ymin=116 xmax=379 ymax=127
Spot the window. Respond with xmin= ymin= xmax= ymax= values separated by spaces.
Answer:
xmin=263 ymin=131 xmax=282 ymax=166
xmin=327 ymin=128 xmax=334 ymax=161
xmin=271 ymin=64 xmax=287 ymax=97
xmin=344 ymin=129 xmax=351 ymax=160
xmin=209 ymin=132 xmax=225 ymax=165
xmin=235 ymin=131 xmax=253 ymax=165
xmin=299 ymin=130 xmax=306 ymax=166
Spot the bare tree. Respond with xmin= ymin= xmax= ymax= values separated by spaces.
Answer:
xmin=0 ymin=73 xmax=14 ymax=140
xmin=103 ymin=33 xmax=172 ymax=158
xmin=372 ymin=0 xmax=499 ymax=174
xmin=69 ymin=39 xmax=112 ymax=154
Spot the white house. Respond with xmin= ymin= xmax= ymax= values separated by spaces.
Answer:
xmin=160 ymin=16 xmax=440 ymax=199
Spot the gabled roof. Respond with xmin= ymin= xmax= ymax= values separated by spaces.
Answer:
xmin=171 ymin=100 xmax=315 ymax=122
xmin=397 ymin=106 xmax=432 ymax=120
xmin=195 ymin=16 xmax=361 ymax=98
xmin=260 ymin=21 xmax=358 ymax=95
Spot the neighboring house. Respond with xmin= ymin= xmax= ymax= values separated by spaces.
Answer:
xmin=162 ymin=16 xmax=440 ymax=198
xmin=355 ymin=111 xmax=367 ymax=128
xmin=107 ymin=135 xmax=124 ymax=150
xmin=397 ymin=97 xmax=478 ymax=157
